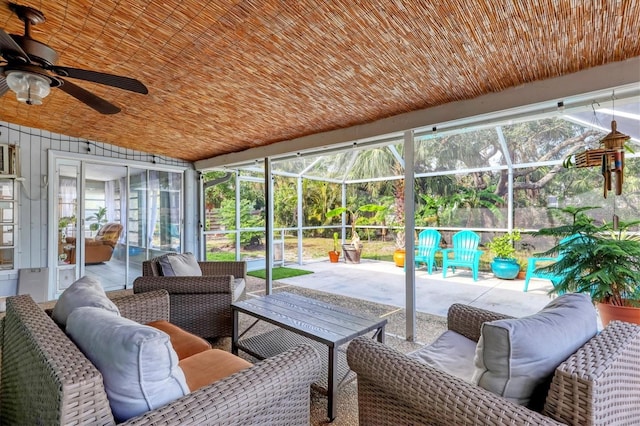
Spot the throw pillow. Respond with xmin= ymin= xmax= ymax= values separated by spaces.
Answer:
xmin=158 ymin=253 xmax=202 ymax=276
xmin=472 ymin=293 xmax=597 ymax=407
xmin=51 ymin=276 xmax=120 ymax=328
xmin=66 ymin=307 xmax=189 ymax=423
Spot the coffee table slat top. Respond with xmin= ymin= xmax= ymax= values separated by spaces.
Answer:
xmin=232 ymin=292 xmax=386 ymax=347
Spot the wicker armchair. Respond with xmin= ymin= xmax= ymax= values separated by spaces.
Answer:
xmin=347 ymin=303 xmax=640 ymax=426
xmin=134 ymin=256 xmax=247 ymax=340
xmin=1 ymin=290 xmax=323 ymax=425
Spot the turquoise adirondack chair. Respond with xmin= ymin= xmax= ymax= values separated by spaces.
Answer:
xmin=441 ymin=230 xmax=483 ymax=281
xmin=414 ymin=229 xmax=442 ymax=274
xmin=523 ymin=234 xmax=579 ymax=293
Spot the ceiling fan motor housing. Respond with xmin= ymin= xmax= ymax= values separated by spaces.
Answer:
xmin=10 ymin=34 xmax=58 ymax=67
xmin=0 ymin=2 xmax=148 ymax=113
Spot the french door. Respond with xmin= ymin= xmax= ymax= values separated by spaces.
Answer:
xmin=49 ymin=154 xmax=185 ymax=300
xmin=51 ymin=159 xmax=130 ymax=296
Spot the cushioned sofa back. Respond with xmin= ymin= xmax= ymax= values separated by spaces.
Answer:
xmin=1 ymin=295 xmax=116 ymax=426
xmin=95 ymin=222 xmax=123 ymax=246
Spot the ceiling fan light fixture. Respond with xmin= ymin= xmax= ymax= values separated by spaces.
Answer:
xmin=5 ymin=70 xmax=51 ymax=105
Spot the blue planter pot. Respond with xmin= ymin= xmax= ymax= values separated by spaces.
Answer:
xmin=491 ymin=257 xmax=520 ymax=280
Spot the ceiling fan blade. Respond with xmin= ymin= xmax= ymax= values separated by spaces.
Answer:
xmin=0 ymin=29 xmax=29 ymax=63
xmin=58 ymin=78 xmax=120 ymax=115
xmin=0 ymin=77 xmax=9 ymax=97
xmin=52 ymin=66 xmax=148 ymax=94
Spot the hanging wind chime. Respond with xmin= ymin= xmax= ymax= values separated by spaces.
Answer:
xmin=573 ymin=105 xmax=630 ymax=198
xmin=599 ymin=119 xmax=629 ymax=198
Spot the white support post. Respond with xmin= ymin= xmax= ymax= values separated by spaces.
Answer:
xmin=265 ymin=158 xmax=274 ymax=294
xmin=198 ymin=172 xmax=205 ymax=260
xmin=297 ymin=176 xmax=303 ymax=265
xmin=235 ymin=171 xmax=241 ymax=260
xmin=404 ymin=130 xmax=416 ymax=341
xmin=341 ymin=183 xmax=347 ymax=243
xmin=496 ymin=126 xmax=514 ymax=231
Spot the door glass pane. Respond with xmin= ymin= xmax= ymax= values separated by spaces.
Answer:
xmin=128 ymin=169 xmax=147 ymax=258
xmin=56 ymin=163 xmax=79 ymax=293
xmin=83 ymin=163 xmax=127 ymax=291
xmin=148 ymin=170 xmax=182 ymax=256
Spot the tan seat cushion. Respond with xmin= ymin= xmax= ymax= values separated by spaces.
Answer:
xmin=179 ymin=349 xmax=252 ymax=392
xmin=147 ymin=320 xmax=211 ymax=360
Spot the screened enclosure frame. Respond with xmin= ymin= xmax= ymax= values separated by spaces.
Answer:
xmin=201 ymin=82 xmax=640 ymax=340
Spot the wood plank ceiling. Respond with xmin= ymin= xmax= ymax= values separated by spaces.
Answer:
xmin=0 ymin=1 xmax=638 ymax=162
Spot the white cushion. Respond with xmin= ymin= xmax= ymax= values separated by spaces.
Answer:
xmin=158 ymin=253 xmax=202 ymax=276
xmin=472 ymin=293 xmax=598 ymax=407
xmin=407 ymin=330 xmax=477 ymax=382
xmin=51 ymin=276 xmax=120 ymax=328
xmin=66 ymin=307 xmax=189 ymax=422
xmin=233 ymin=278 xmax=245 ymax=301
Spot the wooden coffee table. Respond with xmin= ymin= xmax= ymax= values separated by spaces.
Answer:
xmin=231 ymin=292 xmax=387 ymax=422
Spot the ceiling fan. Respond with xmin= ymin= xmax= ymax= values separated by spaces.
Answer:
xmin=0 ymin=2 xmax=148 ymax=114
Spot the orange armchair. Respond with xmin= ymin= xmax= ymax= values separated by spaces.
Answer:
xmin=65 ymin=222 xmax=123 ymax=264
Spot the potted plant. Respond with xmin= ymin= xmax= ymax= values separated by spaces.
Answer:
xmin=58 ymin=215 xmax=76 ymax=242
xmin=391 ymin=174 xmax=406 ymax=267
xmin=327 ymin=203 xmax=385 ymax=264
xmin=328 ymin=232 xmax=340 ymax=263
xmin=87 ymin=206 xmax=107 ymax=232
xmin=486 ymin=230 xmax=521 ymax=279
xmin=516 ymin=257 xmax=528 ymax=280
xmin=535 ymin=206 xmax=640 ymax=326
xmin=393 ymin=228 xmax=406 ymax=267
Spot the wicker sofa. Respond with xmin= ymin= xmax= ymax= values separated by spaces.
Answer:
xmin=134 ymin=257 xmax=247 ymax=340
xmin=347 ymin=303 xmax=640 ymax=426
xmin=1 ymin=290 xmax=322 ymax=425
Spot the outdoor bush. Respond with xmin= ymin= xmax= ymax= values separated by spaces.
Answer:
xmin=220 ymin=198 xmax=265 ymax=246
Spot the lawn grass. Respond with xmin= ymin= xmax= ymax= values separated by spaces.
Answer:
xmin=206 ymin=236 xmax=496 ymax=272
xmin=248 ymin=266 xmax=314 ymax=280
xmin=206 ymin=251 xmax=237 ymax=261
xmin=361 ymin=253 xmax=394 ymax=262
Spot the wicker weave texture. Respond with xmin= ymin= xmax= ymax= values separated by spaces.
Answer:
xmin=348 ymin=304 xmax=640 ymax=426
xmin=141 ymin=257 xmax=246 ymax=279
xmin=348 ymin=335 xmax=561 ymax=425
xmin=110 ymin=289 xmax=170 ymax=323
xmin=0 ymin=2 xmax=638 ymax=162
xmin=544 ymin=320 xmax=640 ymax=425
xmin=1 ymin=295 xmax=115 ymax=425
xmin=125 ymin=343 xmax=322 ymax=425
xmin=136 ymin=257 xmax=248 ymax=339
xmin=446 ymin=303 xmax=513 ymax=342
xmin=1 ymin=293 xmax=323 ymax=426
xmin=237 ymin=327 xmax=356 ymax=394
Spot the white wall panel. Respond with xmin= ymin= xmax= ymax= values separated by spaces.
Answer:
xmin=0 ymin=121 xmax=195 ymax=298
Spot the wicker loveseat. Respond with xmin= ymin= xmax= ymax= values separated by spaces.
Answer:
xmin=134 ymin=256 xmax=247 ymax=340
xmin=347 ymin=303 xmax=640 ymax=425
xmin=1 ymin=290 xmax=322 ymax=425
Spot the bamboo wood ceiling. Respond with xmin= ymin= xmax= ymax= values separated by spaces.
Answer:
xmin=0 ymin=1 xmax=638 ymax=162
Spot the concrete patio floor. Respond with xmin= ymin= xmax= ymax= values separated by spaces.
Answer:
xmin=278 ymin=259 xmax=557 ymax=318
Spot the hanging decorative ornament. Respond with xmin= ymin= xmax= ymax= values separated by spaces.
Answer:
xmin=601 ymin=120 xmax=630 ymax=150
xmin=572 ymin=103 xmax=630 ymax=197
xmin=600 ymin=120 xmax=629 ymax=196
